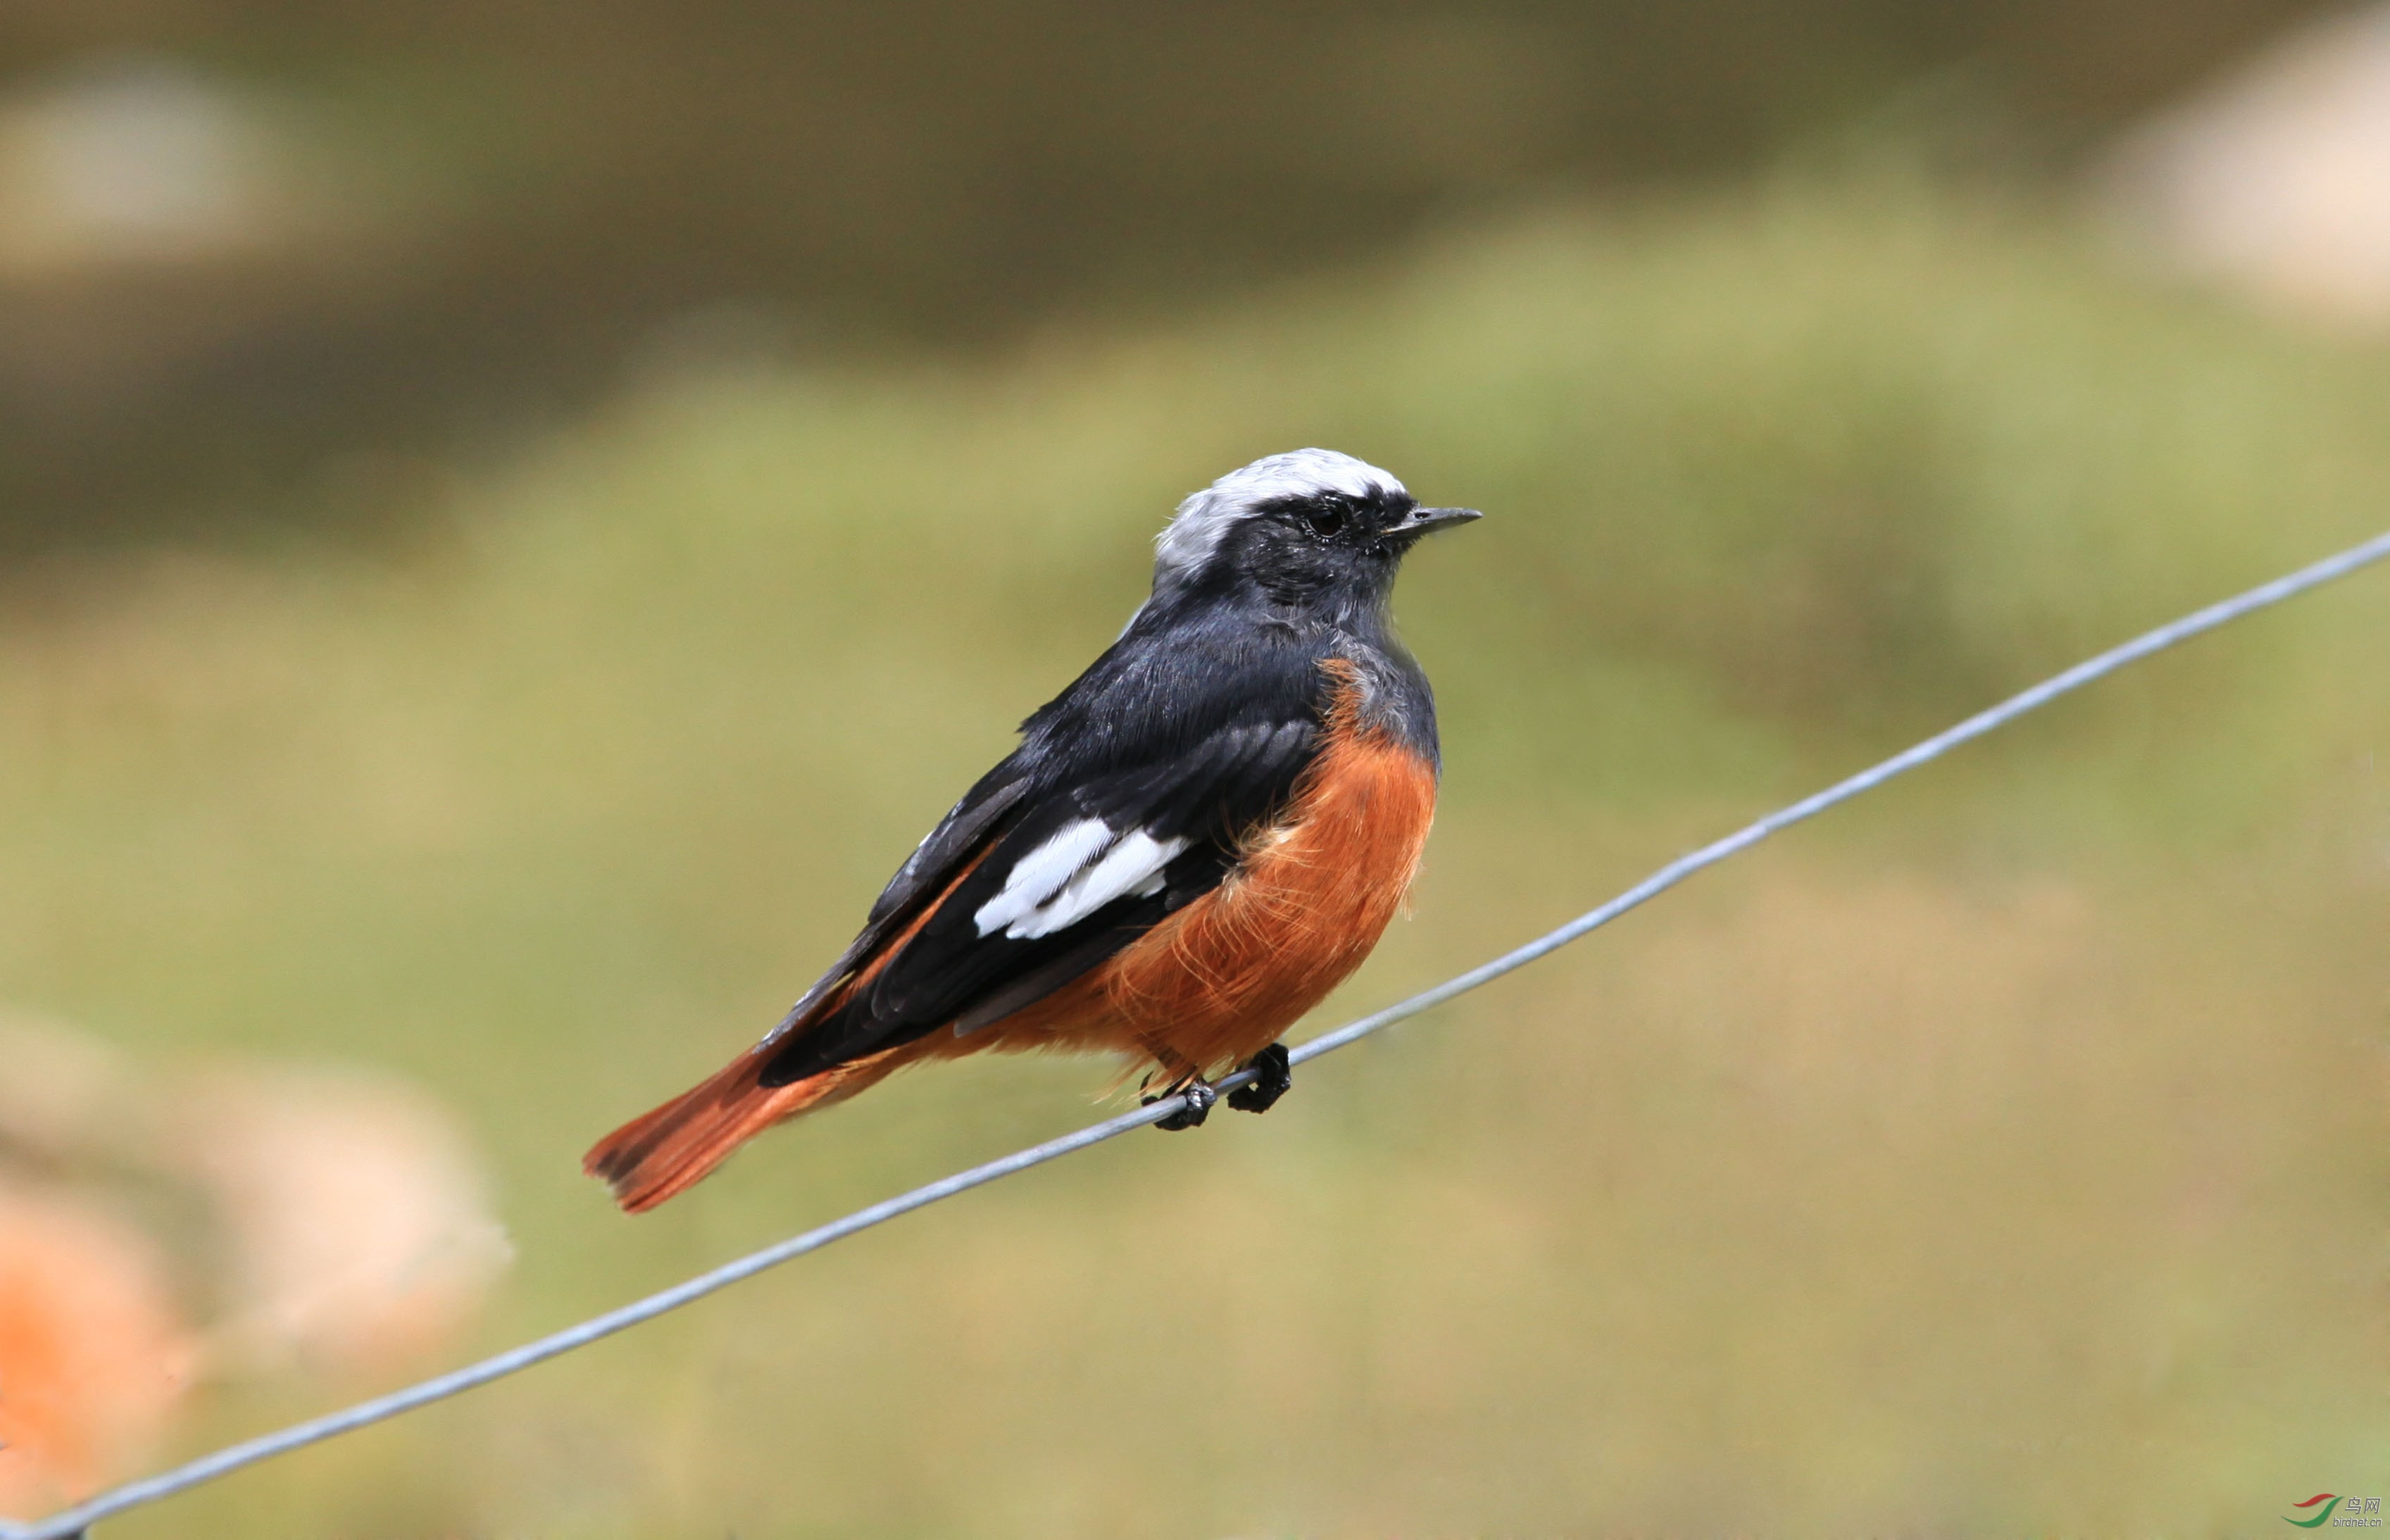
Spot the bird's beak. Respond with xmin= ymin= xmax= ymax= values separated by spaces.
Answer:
xmin=1403 ymin=506 xmax=1483 ymax=536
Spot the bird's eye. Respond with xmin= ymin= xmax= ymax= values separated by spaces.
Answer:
xmin=1305 ymin=504 xmax=1346 ymax=537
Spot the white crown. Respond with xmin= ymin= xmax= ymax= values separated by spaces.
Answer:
xmin=1154 ymin=449 xmax=1405 ymax=587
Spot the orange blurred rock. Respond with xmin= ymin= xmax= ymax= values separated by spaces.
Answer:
xmin=0 ymin=1008 xmax=510 ymax=1405
xmin=0 ymin=1184 xmax=192 ymax=1519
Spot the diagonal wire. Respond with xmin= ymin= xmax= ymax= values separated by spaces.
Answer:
xmin=11 ymin=526 xmax=2390 ymax=1540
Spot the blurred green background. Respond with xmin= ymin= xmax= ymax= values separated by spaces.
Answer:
xmin=1 ymin=1 xmax=2389 ymax=1535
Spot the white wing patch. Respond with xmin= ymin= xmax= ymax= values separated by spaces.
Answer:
xmin=973 ymin=820 xmax=1191 ymax=940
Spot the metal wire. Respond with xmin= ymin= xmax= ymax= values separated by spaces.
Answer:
xmin=13 ymin=526 xmax=2390 ymax=1540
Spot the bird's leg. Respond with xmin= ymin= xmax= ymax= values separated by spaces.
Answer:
xmin=1225 ymin=1042 xmax=1292 ymax=1114
xmin=1140 ymin=1049 xmax=1217 ymax=1131
xmin=1144 ymin=1073 xmax=1217 ymax=1131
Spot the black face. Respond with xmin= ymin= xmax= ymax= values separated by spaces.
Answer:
xmin=1272 ymin=486 xmax=1407 ymax=544
xmin=1214 ymin=486 xmax=1475 ymax=612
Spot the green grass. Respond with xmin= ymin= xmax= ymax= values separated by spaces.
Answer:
xmin=4 ymin=171 xmax=2389 ymax=1535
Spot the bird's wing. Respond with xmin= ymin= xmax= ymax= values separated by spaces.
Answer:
xmin=756 ymin=712 xmax=1321 ymax=1084
xmin=757 ymin=770 xmax=1035 ymax=1044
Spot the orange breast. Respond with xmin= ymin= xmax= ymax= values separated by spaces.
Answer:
xmin=984 ymin=669 xmax=1439 ymax=1077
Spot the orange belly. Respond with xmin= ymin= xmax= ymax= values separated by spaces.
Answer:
xmin=964 ymin=704 xmax=1438 ymax=1079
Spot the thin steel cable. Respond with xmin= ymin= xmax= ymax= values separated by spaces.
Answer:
xmin=11 ymin=526 xmax=2389 ymax=1540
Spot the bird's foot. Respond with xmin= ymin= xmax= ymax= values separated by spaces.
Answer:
xmin=1225 ymin=1043 xmax=1292 ymax=1115
xmin=1144 ymin=1074 xmax=1217 ymax=1131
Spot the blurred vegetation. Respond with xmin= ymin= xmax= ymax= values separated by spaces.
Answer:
xmin=0 ymin=170 xmax=2384 ymax=1534
xmin=0 ymin=0 xmax=2347 ymax=548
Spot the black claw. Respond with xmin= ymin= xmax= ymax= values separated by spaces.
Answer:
xmin=1225 ymin=1043 xmax=1292 ymax=1115
xmin=1145 ymin=1075 xmax=1217 ymax=1131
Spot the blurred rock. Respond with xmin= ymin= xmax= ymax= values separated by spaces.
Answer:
xmin=0 ymin=57 xmax=289 ymax=279
xmin=171 ymin=1067 xmax=513 ymax=1378
xmin=0 ymin=1010 xmax=135 ymax=1166
xmin=0 ymin=1010 xmax=512 ymax=1391
xmin=2103 ymin=4 xmax=2390 ymax=330
xmin=0 ymin=1184 xmax=192 ymax=1517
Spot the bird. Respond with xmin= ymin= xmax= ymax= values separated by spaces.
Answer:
xmin=584 ymin=449 xmax=1479 ymax=1212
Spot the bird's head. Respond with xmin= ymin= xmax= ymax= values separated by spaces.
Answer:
xmin=1150 ymin=449 xmax=1479 ymax=618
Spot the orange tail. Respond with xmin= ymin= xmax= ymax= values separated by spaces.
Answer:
xmin=583 ymin=1049 xmax=901 ymax=1213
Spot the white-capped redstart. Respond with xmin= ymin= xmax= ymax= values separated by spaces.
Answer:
xmin=587 ymin=449 xmax=1478 ymax=1210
